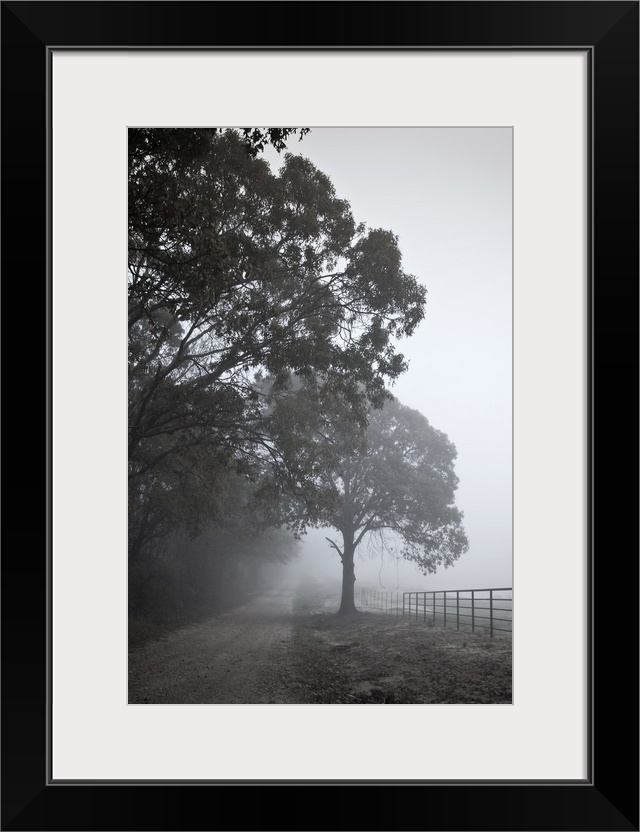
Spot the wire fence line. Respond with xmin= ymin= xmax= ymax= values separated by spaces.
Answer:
xmin=358 ymin=586 xmax=513 ymax=637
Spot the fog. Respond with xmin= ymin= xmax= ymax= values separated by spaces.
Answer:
xmin=263 ymin=128 xmax=512 ymax=593
xmin=129 ymin=126 xmax=513 ymax=640
xmin=270 ymin=526 xmax=510 ymax=595
xmin=127 ymin=126 xmax=514 ymax=710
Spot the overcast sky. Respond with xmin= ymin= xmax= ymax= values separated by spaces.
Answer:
xmin=263 ymin=128 xmax=512 ymax=592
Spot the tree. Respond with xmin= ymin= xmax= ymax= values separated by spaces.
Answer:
xmin=129 ymin=129 xmax=425 ymax=439
xmin=128 ymin=128 xmax=427 ymax=559
xmin=129 ymin=467 xmax=301 ymax=627
xmin=268 ymin=391 xmax=469 ymax=614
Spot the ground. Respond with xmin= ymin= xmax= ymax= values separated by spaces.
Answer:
xmin=128 ymin=578 xmax=512 ymax=705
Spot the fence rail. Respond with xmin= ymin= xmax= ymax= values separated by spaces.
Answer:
xmin=359 ymin=587 xmax=512 ymax=637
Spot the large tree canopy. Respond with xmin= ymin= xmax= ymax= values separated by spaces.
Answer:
xmin=129 ymin=128 xmax=426 ymax=483
xmin=128 ymin=127 xmax=427 ymax=586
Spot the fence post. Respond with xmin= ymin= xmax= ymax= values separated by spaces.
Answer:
xmin=490 ymin=589 xmax=494 ymax=637
xmin=394 ymin=586 xmax=512 ymax=633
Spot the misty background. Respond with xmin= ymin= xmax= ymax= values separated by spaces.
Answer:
xmin=128 ymin=126 xmax=513 ymax=641
xmin=263 ymin=127 xmax=512 ymax=593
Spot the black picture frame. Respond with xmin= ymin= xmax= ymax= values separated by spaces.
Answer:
xmin=2 ymin=2 xmax=638 ymax=830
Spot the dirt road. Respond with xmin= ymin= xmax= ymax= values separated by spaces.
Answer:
xmin=128 ymin=585 xmax=298 ymax=704
xmin=129 ymin=580 xmax=512 ymax=704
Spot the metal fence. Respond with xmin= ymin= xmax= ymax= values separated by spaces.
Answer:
xmin=359 ymin=587 xmax=512 ymax=637
xmin=359 ymin=588 xmax=404 ymax=616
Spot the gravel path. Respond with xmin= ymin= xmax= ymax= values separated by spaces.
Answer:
xmin=128 ymin=585 xmax=297 ymax=704
xmin=129 ymin=581 xmax=512 ymax=705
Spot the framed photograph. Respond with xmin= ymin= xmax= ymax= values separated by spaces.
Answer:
xmin=3 ymin=2 xmax=637 ymax=830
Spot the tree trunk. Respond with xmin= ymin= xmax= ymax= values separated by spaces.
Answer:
xmin=337 ymin=538 xmax=358 ymax=615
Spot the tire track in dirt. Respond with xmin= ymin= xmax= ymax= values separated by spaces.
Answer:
xmin=128 ymin=585 xmax=297 ymax=704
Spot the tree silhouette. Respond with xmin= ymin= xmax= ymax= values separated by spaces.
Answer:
xmin=266 ymin=390 xmax=469 ymax=614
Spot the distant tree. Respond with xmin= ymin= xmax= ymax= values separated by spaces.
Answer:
xmin=265 ymin=391 xmax=469 ymax=614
